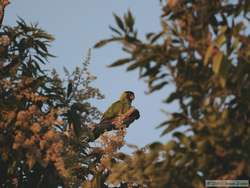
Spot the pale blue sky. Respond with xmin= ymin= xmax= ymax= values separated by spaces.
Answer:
xmin=5 ymin=0 xmax=177 ymax=151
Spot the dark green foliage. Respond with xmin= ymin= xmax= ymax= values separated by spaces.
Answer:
xmin=96 ymin=0 xmax=250 ymax=187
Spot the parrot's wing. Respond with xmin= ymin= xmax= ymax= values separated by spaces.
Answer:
xmin=102 ymin=101 xmax=122 ymax=120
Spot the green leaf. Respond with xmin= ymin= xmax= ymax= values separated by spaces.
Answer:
xmin=160 ymin=122 xmax=179 ymax=136
xmin=125 ymin=10 xmax=135 ymax=32
xmin=212 ymin=51 xmax=223 ymax=74
xmin=215 ymin=34 xmax=226 ymax=47
xmin=68 ymin=109 xmax=82 ymax=137
xmin=109 ymin=25 xmax=122 ymax=36
xmin=149 ymin=81 xmax=168 ymax=93
xmin=35 ymin=40 xmax=48 ymax=53
xmin=126 ymin=62 xmax=140 ymax=71
xmin=33 ymin=31 xmax=55 ymax=41
xmin=33 ymin=60 xmax=45 ymax=74
xmin=67 ymin=81 xmax=73 ymax=98
xmin=204 ymin=45 xmax=213 ymax=65
xmin=108 ymin=58 xmax=133 ymax=67
xmin=150 ymin=32 xmax=163 ymax=44
xmin=113 ymin=13 xmax=125 ymax=32
xmin=34 ymin=55 xmax=46 ymax=64
xmin=165 ymin=91 xmax=182 ymax=103
xmin=94 ymin=38 xmax=121 ymax=48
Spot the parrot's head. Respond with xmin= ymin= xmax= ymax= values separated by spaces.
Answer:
xmin=124 ymin=91 xmax=135 ymax=102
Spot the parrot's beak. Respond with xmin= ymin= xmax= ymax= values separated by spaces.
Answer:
xmin=130 ymin=95 xmax=135 ymax=101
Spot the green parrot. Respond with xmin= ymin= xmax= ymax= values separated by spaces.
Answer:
xmin=101 ymin=91 xmax=135 ymax=122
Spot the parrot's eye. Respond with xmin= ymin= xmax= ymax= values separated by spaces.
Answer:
xmin=130 ymin=94 xmax=135 ymax=100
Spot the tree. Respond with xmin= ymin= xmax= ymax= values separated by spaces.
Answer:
xmin=95 ymin=0 xmax=250 ymax=187
xmin=0 ymin=16 xmax=140 ymax=188
xmin=0 ymin=18 xmax=105 ymax=187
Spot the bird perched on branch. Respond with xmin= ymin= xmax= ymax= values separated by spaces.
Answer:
xmin=101 ymin=91 xmax=135 ymax=123
xmin=87 ymin=91 xmax=139 ymax=141
xmin=0 ymin=0 xmax=10 ymax=26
